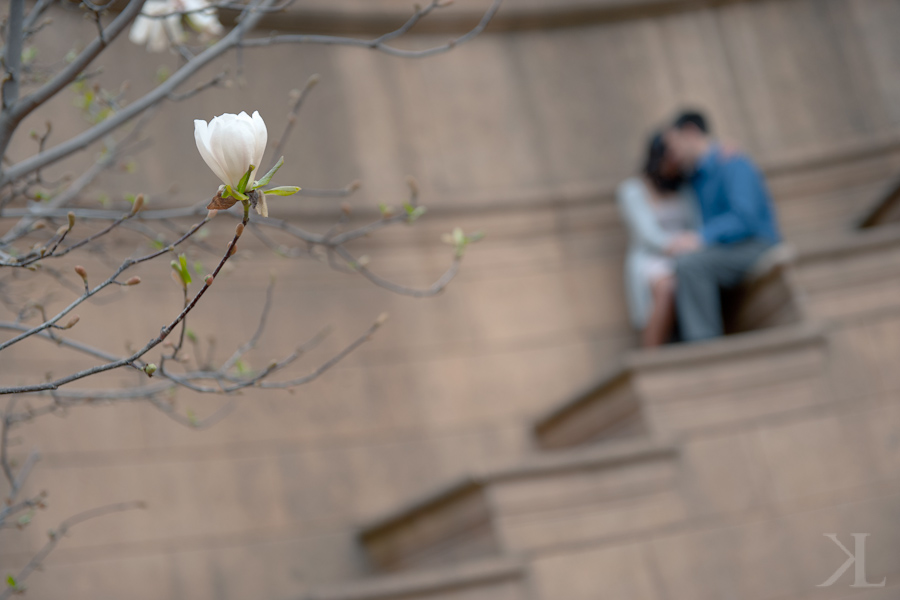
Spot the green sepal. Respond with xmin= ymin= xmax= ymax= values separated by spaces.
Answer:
xmin=178 ymin=254 xmax=192 ymax=285
xmin=263 ymin=186 xmax=300 ymax=197
xmin=256 ymin=156 xmax=284 ymax=188
xmin=222 ymin=185 xmax=248 ymax=202
xmin=236 ymin=165 xmax=255 ymax=194
xmin=404 ymin=203 xmax=427 ymax=224
xmin=170 ymin=253 xmax=192 ymax=285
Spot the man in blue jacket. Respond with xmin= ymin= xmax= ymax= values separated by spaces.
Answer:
xmin=664 ymin=111 xmax=781 ymax=341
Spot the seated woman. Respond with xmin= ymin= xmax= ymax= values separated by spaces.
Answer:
xmin=618 ymin=132 xmax=700 ymax=347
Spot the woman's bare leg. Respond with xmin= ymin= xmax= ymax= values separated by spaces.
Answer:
xmin=642 ymin=274 xmax=676 ymax=348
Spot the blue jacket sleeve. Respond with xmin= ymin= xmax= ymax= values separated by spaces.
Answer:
xmin=700 ymin=158 xmax=762 ymax=245
xmin=617 ymin=179 xmax=673 ymax=254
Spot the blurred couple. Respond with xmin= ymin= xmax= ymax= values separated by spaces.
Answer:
xmin=618 ymin=110 xmax=781 ymax=348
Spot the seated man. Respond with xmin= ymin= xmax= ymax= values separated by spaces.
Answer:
xmin=664 ymin=110 xmax=781 ymax=341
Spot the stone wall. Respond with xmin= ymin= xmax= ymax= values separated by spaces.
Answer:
xmin=2 ymin=0 xmax=900 ymax=598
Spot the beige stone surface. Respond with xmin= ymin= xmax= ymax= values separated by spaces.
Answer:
xmin=4 ymin=0 xmax=900 ymax=598
xmin=531 ymin=542 xmax=662 ymax=600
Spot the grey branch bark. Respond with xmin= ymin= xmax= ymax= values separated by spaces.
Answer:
xmin=1 ymin=0 xmax=26 ymax=110
xmin=0 ymin=0 xmax=277 ymax=185
xmin=0 ymin=0 xmax=149 ymax=161
xmin=0 ymin=0 xmax=504 ymax=186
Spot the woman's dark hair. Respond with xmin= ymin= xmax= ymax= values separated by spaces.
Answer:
xmin=643 ymin=131 xmax=683 ymax=193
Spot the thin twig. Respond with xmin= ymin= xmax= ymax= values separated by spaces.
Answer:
xmin=0 ymin=0 xmax=504 ymax=185
xmin=0 ymin=215 xmax=212 ymax=356
xmin=0 ymin=501 xmax=146 ymax=600
xmin=241 ymin=0 xmax=503 ymax=59
xmin=221 ymin=276 xmax=275 ymax=371
xmin=267 ymin=73 xmax=318 ymax=170
xmin=0 ymin=0 xmax=149 ymax=160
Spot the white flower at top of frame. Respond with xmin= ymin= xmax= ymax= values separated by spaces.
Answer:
xmin=129 ymin=0 xmax=184 ymax=53
xmin=129 ymin=0 xmax=223 ymax=53
xmin=194 ymin=111 xmax=268 ymax=190
xmin=182 ymin=0 xmax=224 ymax=39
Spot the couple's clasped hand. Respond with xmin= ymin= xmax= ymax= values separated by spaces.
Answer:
xmin=667 ymin=232 xmax=702 ymax=256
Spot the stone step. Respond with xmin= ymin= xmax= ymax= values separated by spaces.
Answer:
xmin=304 ymin=558 xmax=529 ymax=600
xmin=359 ymin=438 xmax=681 ymax=573
xmin=855 ymin=173 xmax=900 ymax=228
xmin=534 ymin=321 xmax=830 ymax=449
xmin=792 ymin=223 xmax=900 ymax=322
xmin=725 ymin=244 xmax=801 ymax=334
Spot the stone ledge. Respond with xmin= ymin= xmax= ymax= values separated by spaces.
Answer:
xmin=532 ymin=366 xmax=636 ymax=450
xmin=361 ymin=436 xmax=676 ymax=538
xmin=358 ymin=437 xmax=680 ymax=570
xmin=789 ymin=224 xmax=900 ymax=323
xmin=855 ymin=176 xmax=900 ymax=229
xmin=249 ymin=0 xmax=763 ymax=35
xmin=304 ymin=558 xmax=527 ymax=600
xmin=796 ymin=222 xmax=900 ymax=264
xmin=532 ymin=321 xmax=829 ymax=449
xmin=625 ymin=321 xmax=826 ymax=371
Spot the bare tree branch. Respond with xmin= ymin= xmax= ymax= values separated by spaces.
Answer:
xmin=0 ymin=1 xmax=494 ymax=591
xmin=0 ymin=206 xmax=236 ymax=393
xmin=2 ymin=0 xmax=26 ymax=110
xmin=0 ymin=0 xmax=504 ymax=185
xmin=1 ymin=108 xmax=154 ymax=246
xmin=0 ymin=212 xmax=212 ymax=356
xmin=0 ymin=501 xmax=145 ymax=600
xmin=0 ymin=0 xmax=149 ymax=159
xmin=266 ymin=73 xmax=318 ymax=169
xmin=241 ymin=0 xmax=503 ymax=58
xmin=0 ymin=0 xmax=276 ymax=186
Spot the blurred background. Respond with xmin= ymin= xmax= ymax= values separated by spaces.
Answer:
xmin=2 ymin=0 xmax=900 ymax=598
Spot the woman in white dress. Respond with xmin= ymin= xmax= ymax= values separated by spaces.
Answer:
xmin=618 ymin=132 xmax=700 ymax=347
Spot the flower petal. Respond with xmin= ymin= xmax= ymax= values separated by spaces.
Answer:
xmin=255 ymin=193 xmax=268 ymax=218
xmin=209 ymin=116 xmax=257 ymax=188
xmin=129 ymin=15 xmax=151 ymax=45
xmin=183 ymin=0 xmax=223 ymax=35
xmin=250 ymin=111 xmax=268 ymax=172
xmin=163 ymin=14 xmax=186 ymax=46
xmin=194 ymin=119 xmax=230 ymax=186
xmin=146 ymin=21 xmax=170 ymax=53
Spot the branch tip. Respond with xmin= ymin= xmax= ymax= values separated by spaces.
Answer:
xmin=130 ymin=194 xmax=144 ymax=215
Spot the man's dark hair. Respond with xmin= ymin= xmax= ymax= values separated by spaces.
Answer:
xmin=672 ymin=110 xmax=710 ymax=134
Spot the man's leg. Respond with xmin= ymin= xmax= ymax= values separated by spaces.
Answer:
xmin=675 ymin=240 xmax=772 ymax=342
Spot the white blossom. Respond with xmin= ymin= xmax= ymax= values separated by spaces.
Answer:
xmin=129 ymin=0 xmax=223 ymax=53
xmin=194 ymin=111 xmax=268 ymax=190
xmin=129 ymin=0 xmax=184 ymax=53
xmin=182 ymin=0 xmax=224 ymax=39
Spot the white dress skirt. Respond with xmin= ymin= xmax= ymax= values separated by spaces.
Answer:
xmin=616 ymin=177 xmax=700 ymax=330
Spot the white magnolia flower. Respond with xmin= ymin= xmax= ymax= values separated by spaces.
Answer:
xmin=194 ymin=111 xmax=268 ymax=190
xmin=129 ymin=0 xmax=185 ymax=53
xmin=129 ymin=0 xmax=223 ymax=53
xmin=182 ymin=0 xmax=224 ymax=39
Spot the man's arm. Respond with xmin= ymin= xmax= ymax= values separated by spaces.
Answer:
xmin=700 ymin=157 xmax=763 ymax=245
